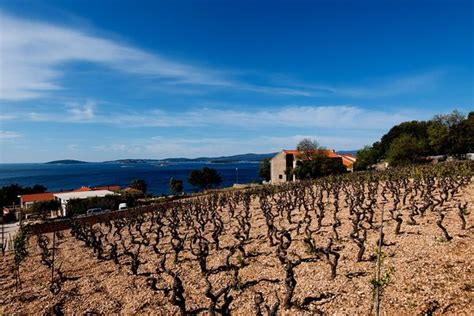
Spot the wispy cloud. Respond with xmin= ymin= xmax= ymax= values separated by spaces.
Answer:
xmin=4 ymin=104 xmax=414 ymax=130
xmin=279 ymin=70 xmax=444 ymax=98
xmin=92 ymin=134 xmax=373 ymax=159
xmin=66 ymin=100 xmax=96 ymax=121
xmin=0 ymin=11 xmax=446 ymax=101
xmin=0 ymin=11 xmax=230 ymax=101
xmin=0 ymin=130 xmax=22 ymax=140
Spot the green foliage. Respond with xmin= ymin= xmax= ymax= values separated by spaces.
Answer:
xmin=379 ymin=120 xmax=430 ymax=156
xmin=354 ymin=110 xmax=472 ymax=170
xmin=353 ymin=145 xmax=381 ymax=171
xmin=30 ymin=199 xmax=61 ymax=214
xmin=427 ymin=121 xmax=449 ymax=154
xmin=293 ymin=157 xmax=346 ymax=180
xmin=66 ymin=193 xmax=142 ymax=216
xmin=447 ymin=111 xmax=474 ymax=155
xmin=14 ymin=228 xmax=28 ymax=266
xmin=0 ymin=184 xmax=47 ymax=208
xmin=433 ymin=110 xmax=465 ymax=128
xmin=188 ymin=167 xmax=222 ymax=190
xmin=370 ymin=266 xmax=394 ymax=290
xmin=169 ymin=177 xmax=184 ymax=195
xmin=386 ymin=134 xmax=424 ymax=166
xmin=129 ymin=179 xmax=147 ymax=193
xmin=236 ymin=254 xmax=245 ymax=267
xmin=258 ymin=158 xmax=271 ymax=181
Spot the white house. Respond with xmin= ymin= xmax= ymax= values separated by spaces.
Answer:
xmin=54 ymin=190 xmax=117 ymax=216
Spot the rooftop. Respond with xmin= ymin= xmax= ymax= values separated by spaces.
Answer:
xmin=19 ymin=192 xmax=55 ymax=203
xmin=54 ymin=190 xmax=117 ymax=201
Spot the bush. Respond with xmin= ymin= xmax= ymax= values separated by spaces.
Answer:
xmin=259 ymin=158 xmax=271 ymax=181
xmin=293 ymin=157 xmax=346 ymax=180
xmin=30 ymin=200 xmax=61 ymax=214
xmin=129 ymin=179 xmax=147 ymax=193
xmin=169 ymin=178 xmax=184 ymax=195
xmin=188 ymin=167 xmax=222 ymax=191
xmin=66 ymin=193 xmax=143 ymax=216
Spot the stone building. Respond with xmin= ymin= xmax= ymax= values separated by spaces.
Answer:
xmin=270 ymin=149 xmax=356 ymax=184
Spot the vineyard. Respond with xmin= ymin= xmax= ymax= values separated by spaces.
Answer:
xmin=1 ymin=162 xmax=473 ymax=315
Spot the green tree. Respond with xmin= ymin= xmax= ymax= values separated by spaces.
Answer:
xmin=293 ymin=157 xmax=346 ymax=180
xmin=379 ymin=121 xmax=430 ymax=156
xmin=296 ymin=138 xmax=324 ymax=160
xmin=0 ymin=184 xmax=47 ymax=208
xmin=353 ymin=145 xmax=380 ymax=171
xmin=188 ymin=167 xmax=222 ymax=191
xmin=296 ymin=138 xmax=320 ymax=151
xmin=427 ymin=121 xmax=449 ymax=154
xmin=433 ymin=110 xmax=465 ymax=129
xmin=129 ymin=179 xmax=147 ymax=193
xmin=30 ymin=200 xmax=61 ymax=214
xmin=259 ymin=158 xmax=271 ymax=181
xmin=386 ymin=134 xmax=424 ymax=166
xmin=169 ymin=177 xmax=184 ymax=195
xmin=447 ymin=111 xmax=474 ymax=155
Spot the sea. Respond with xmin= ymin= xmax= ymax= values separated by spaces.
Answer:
xmin=0 ymin=162 xmax=262 ymax=195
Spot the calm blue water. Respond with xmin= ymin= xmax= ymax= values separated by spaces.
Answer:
xmin=0 ymin=162 xmax=261 ymax=195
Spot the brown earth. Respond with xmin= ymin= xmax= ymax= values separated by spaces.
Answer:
xmin=1 ymin=183 xmax=473 ymax=315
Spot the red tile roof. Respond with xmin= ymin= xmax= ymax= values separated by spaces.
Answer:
xmin=282 ymin=149 xmax=356 ymax=168
xmin=20 ymin=193 xmax=55 ymax=203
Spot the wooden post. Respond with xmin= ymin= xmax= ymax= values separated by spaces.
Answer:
xmin=374 ymin=201 xmax=385 ymax=316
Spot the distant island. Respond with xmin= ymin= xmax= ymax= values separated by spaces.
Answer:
xmin=45 ymin=159 xmax=89 ymax=164
xmin=45 ymin=151 xmax=358 ymax=165
xmin=103 ymin=152 xmax=279 ymax=164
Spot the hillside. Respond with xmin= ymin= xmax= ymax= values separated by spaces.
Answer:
xmin=45 ymin=160 xmax=88 ymax=164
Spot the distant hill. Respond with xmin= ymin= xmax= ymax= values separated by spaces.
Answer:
xmin=47 ymin=151 xmax=356 ymax=165
xmin=105 ymin=153 xmax=278 ymax=164
xmin=46 ymin=159 xmax=89 ymax=164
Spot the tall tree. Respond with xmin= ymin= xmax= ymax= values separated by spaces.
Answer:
xmin=169 ymin=178 xmax=184 ymax=195
xmin=386 ymin=134 xmax=424 ymax=166
xmin=259 ymin=158 xmax=271 ymax=181
xmin=129 ymin=179 xmax=147 ymax=193
xmin=353 ymin=145 xmax=380 ymax=170
xmin=433 ymin=110 xmax=465 ymax=129
xmin=188 ymin=167 xmax=222 ymax=191
xmin=296 ymin=138 xmax=320 ymax=151
xmin=447 ymin=111 xmax=474 ymax=155
xmin=296 ymin=138 xmax=324 ymax=160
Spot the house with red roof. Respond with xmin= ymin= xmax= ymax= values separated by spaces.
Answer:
xmin=270 ymin=149 xmax=357 ymax=183
xmin=19 ymin=192 xmax=55 ymax=209
xmin=18 ymin=185 xmax=120 ymax=210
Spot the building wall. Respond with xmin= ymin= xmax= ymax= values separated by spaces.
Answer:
xmin=270 ymin=151 xmax=288 ymax=183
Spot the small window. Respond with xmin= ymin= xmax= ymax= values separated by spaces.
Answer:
xmin=279 ymin=174 xmax=283 ymax=179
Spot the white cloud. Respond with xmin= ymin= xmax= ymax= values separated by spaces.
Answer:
xmin=66 ymin=100 xmax=96 ymax=121
xmin=278 ymin=70 xmax=444 ymax=98
xmin=91 ymin=133 xmax=371 ymax=160
xmin=0 ymin=11 xmax=230 ymax=101
xmin=0 ymin=11 xmax=445 ymax=101
xmin=0 ymin=130 xmax=22 ymax=139
xmin=3 ymin=104 xmax=419 ymax=131
xmin=95 ymin=105 xmax=412 ymax=130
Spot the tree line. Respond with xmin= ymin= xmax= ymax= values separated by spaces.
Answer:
xmin=354 ymin=110 xmax=474 ymax=170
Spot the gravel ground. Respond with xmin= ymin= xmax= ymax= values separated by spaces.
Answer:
xmin=1 ymin=181 xmax=473 ymax=315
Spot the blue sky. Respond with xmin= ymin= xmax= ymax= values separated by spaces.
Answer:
xmin=0 ymin=0 xmax=472 ymax=162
